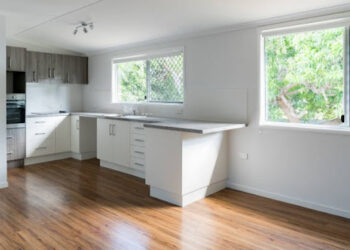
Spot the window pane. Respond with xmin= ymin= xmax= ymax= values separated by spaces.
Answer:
xmin=117 ymin=60 xmax=147 ymax=102
xmin=265 ymin=27 xmax=344 ymax=125
xmin=149 ymin=53 xmax=184 ymax=103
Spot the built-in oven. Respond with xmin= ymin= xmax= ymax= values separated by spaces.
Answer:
xmin=7 ymin=94 xmax=26 ymax=127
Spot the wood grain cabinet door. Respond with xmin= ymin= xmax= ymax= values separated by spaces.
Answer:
xmin=6 ymin=46 xmax=26 ymax=72
xmin=37 ymin=52 xmax=52 ymax=81
xmin=51 ymin=54 xmax=64 ymax=81
xmin=77 ymin=57 xmax=88 ymax=84
xmin=26 ymin=51 xmax=39 ymax=82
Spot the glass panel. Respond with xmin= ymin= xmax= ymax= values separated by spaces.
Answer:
xmin=265 ymin=27 xmax=345 ymax=126
xmin=148 ymin=53 xmax=184 ymax=103
xmin=117 ymin=60 xmax=147 ymax=102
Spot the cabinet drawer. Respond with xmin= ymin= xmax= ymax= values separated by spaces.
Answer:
xmin=26 ymin=130 xmax=55 ymax=157
xmin=27 ymin=117 xmax=57 ymax=128
xmin=130 ymin=145 xmax=145 ymax=159
xmin=130 ymin=122 xmax=145 ymax=134
xmin=31 ymin=144 xmax=55 ymax=157
xmin=130 ymin=133 xmax=145 ymax=147
xmin=131 ymin=157 xmax=145 ymax=171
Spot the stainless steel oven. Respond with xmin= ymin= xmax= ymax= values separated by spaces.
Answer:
xmin=7 ymin=94 xmax=26 ymax=127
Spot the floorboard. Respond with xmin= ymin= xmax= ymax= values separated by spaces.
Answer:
xmin=0 ymin=158 xmax=349 ymax=249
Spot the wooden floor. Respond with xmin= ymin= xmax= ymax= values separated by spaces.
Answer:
xmin=0 ymin=159 xmax=349 ymax=249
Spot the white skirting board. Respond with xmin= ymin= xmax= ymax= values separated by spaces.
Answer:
xmin=100 ymin=160 xmax=145 ymax=179
xmin=150 ymin=180 xmax=227 ymax=207
xmin=71 ymin=151 xmax=96 ymax=161
xmin=227 ymin=182 xmax=350 ymax=219
xmin=25 ymin=151 xmax=97 ymax=166
xmin=0 ymin=181 xmax=8 ymax=189
xmin=25 ymin=152 xmax=72 ymax=166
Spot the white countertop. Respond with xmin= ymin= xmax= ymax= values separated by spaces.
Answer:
xmin=26 ymin=112 xmax=246 ymax=134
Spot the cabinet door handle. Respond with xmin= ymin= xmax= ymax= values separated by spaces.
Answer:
xmin=52 ymin=68 xmax=55 ymax=78
xmin=134 ymin=151 xmax=144 ymax=155
xmin=35 ymin=132 xmax=46 ymax=135
xmin=7 ymin=136 xmax=13 ymax=140
xmin=135 ymin=127 xmax=144 ymax=130
xmin=35 ymin=121 xmax=46 ymax=124
xmin=112 ymin=124 xmax=116 ymax=136
xmin=108 ymin=124 xmax=111 ymax=135
xmin=32 ymin=71 xmax=35 ymax=82
xmin=48 ymin=68 xmax=51 ymax=78
xmin=134 ymin=163 xmax=144 ymax=167
xmin=76 ymin=120 xmax=79 ymax=130
xmin=7 ymin=152 xmax=13 ymax=155
xmin=135 ymin=139 xmax=144 ymax=142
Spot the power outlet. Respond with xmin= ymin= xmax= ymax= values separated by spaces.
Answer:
xmin=239 ymin=152 xmax=248 ymax=160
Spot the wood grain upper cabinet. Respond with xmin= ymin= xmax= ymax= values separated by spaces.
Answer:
xmin=26 ymin=51 xmax=39 ymax=82
xmin=77 ymin=57 xmax=88 ymax=84
xmin=37 ymin=52 xmax=52 ymax=81
xmin=51 ymin=54 xmax=64 ymax=81
xmin=6 ymin=46 xmax=26 ymax=72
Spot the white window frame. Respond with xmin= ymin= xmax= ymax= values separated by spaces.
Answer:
xmin=259 ymin=14 xmax=350 ymax=134
xmin=111 ymin=47 xmax=185 ymax=105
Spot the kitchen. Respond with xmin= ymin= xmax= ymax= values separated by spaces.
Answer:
xmin=1 ymin=1 xmax=350 ymax=249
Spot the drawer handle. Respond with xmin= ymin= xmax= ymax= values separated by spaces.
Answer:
xmin=35 ymin=133 xmax=46 ymax=135
xmin=7 ymin=136 xmax=13 ymax=140
xmin=35 ymin=121 xmax=46 ymax=124
xmin=37 ymin=147 xmax=47 ymax=150
xmin=7 ymin=152 xmax=13 ymax=155
xmin=134 ymin=151 xmax=144 ymax=155
xmin=135 ymin=127 xmax=144 ymax=130
xmin=135 ymin=139 xmax=144 ymax=142
xmin=134 ymin=163 xmax=144 ymax=167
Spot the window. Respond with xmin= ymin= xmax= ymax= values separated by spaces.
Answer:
xmin=261 ymin=26 xmax=347 ymax=127
xmin=113 ymin=51 xmax=184 ymax=104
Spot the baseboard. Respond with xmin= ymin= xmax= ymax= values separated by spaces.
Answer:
xmin=227 ymin=182 xmax=350 ymax=219
xmin=0 ymin=181 xmax=8 ymax=189
xmin=71 ymin=151 xmax=96 ymax=161
xmin=25 ymin=152 xmax=72 ymax=166
xmin=100 ymin=160 xmax=145 ymax=179
xmin=150 ymin=180 xmax=227 ymax=207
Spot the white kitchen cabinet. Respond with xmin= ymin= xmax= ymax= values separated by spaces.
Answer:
xmin=71 ymin=115 xmax=80 ymax=153
xmin=70 ymin=115 xmax=97 ymax=159
xmin=55 ymin=116 xmax=71 ymax=153
xmin=26 ymin=117 xmax=58 ymax=157
xmin=97 ymin=118 xmax=130 ymax=167
xmin=97 ymin=118 xmax=116 ymax=163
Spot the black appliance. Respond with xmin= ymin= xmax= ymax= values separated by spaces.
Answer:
xmin=6 ymin=94 xmax=26 ymax=126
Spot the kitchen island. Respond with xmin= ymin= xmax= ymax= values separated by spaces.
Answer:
xmin=144 ymin=121 xmax=245 ymax=206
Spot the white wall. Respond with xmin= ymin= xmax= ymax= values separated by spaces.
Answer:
xmin=0 ymin=16 xmax=7 ymax=188
xmin=84 ymin=35 xmax=247 ymax=123
xmin=85 ymin=26 xmax=350 ymax=219
xmin=26 ymin=82 xmax=83 ymax=115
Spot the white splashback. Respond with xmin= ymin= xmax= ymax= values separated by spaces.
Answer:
xmin=26 ymin=82 xmax=83 ymax=115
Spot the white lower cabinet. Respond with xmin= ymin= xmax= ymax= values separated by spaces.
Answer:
xmin=56 ymin=116 xmax=71 ymax=153
xmin=97 ymin=118 xmax=130 ymax=167
xmin=71 ymin=115 xmax=80 ymax=153
xmin=26 ymin=116 xmax=71 ymax=158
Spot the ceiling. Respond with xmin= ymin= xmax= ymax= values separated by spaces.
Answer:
xmin=1 ymin=0 xmax=350 ymax=55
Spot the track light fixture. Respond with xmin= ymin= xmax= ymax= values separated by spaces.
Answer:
xmin=73 ymin=22 xmax=94 ymax=35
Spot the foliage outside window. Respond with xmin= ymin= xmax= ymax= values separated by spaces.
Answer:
xmin=113 ymin=52 xmax=184 ymax=104
xmin=263 ymin=27 xmax=345 ymax=126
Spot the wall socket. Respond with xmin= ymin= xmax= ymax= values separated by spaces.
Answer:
xmin=239 ymin=152 xmax=248 ymax=160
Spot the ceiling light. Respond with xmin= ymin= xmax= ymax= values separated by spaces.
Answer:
xmin=73 ymin=21 xmax=94 ymax=35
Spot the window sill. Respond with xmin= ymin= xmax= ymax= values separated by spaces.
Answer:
xmin=260 ymin=121 xmax=350 ymax=135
